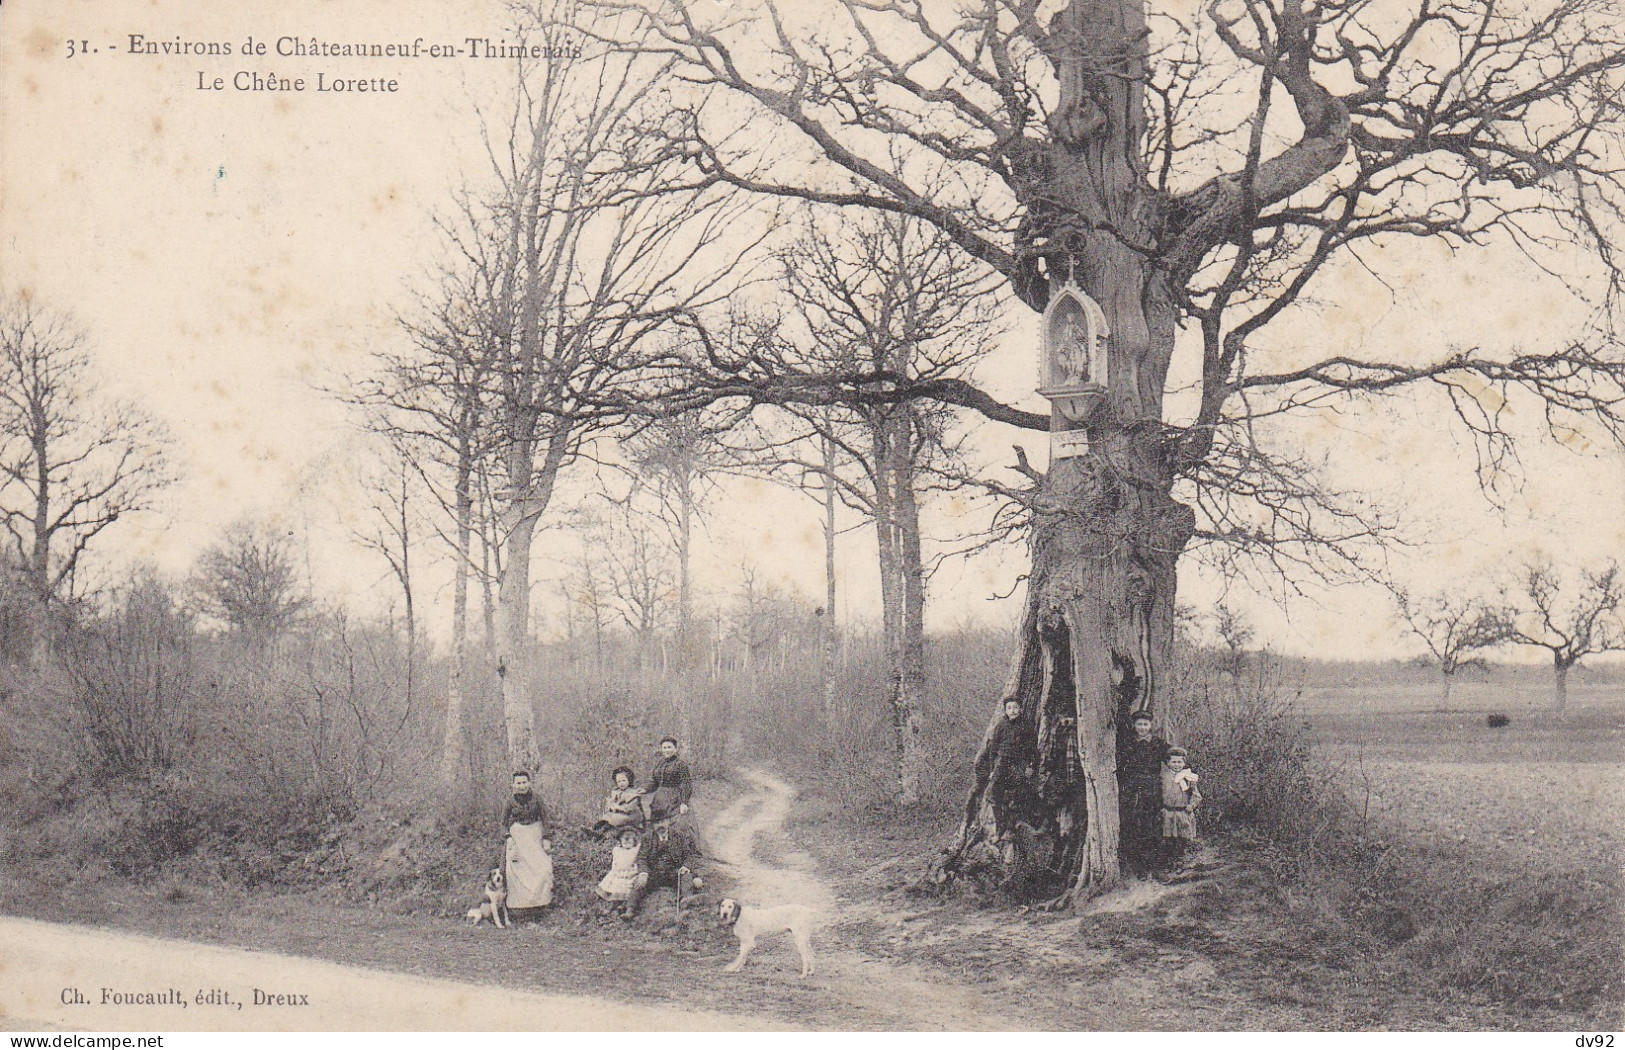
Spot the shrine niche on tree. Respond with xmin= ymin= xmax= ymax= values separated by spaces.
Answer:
xmin=1037 ymin=280 xmax=1109 ymax=427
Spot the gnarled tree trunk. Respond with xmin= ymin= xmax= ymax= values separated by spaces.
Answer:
xmin=957 ymin=434 xmax=1193 ymax=900
xmin=954 ymin=0 xmax=1195 ymax=901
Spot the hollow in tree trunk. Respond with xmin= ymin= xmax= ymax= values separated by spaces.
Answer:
xmin=951 ymin=437 xmax=1194 ymax=902
xmin=942 ymin=0 xmax=1204 ymax=904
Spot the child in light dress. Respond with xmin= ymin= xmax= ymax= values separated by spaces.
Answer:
xmin=1159 ymin=747 xmax=1202 ymax=870
xmin=595 ymin=828 xmax=643 ymax=910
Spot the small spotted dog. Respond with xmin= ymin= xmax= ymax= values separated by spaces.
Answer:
xmin=465 ymin=868 xmax=510 ymax=928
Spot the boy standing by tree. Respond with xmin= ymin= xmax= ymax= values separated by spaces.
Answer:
xmin=1118 ymin=710 xmax=1169 ymax=878
xmin=978 ymin=697 xmax=1039 ymax=838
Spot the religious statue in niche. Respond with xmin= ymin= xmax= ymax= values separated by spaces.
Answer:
xmin=1038 ymin=283 xmax=1109 ymax=427
xmin=1052 ymin=298 xmax=1093 ymax=386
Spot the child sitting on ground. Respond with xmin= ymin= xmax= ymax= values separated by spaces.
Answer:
xmin=596 ymin=828 xmax=643 ymax=916
xmin=1159 ymin=747 xmax=1202 ymax=871
xmin=587 ymin=766 xmax=646 ymax=838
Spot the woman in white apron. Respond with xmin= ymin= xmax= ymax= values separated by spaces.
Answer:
xmin=500 ymin=771 xmax=554 ymax=910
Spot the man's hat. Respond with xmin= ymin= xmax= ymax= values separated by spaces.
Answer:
xmin=1130 ymin=710 xmax=1154 ymax=722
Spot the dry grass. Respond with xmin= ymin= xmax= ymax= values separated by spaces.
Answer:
xmin=2 ymin=615 xmax=1620 ymax=1028
xmin=779 ymin=676 xmax=1625 ymax=1029
xmin=1304 ymin=698 xmax=1625 ymax=1021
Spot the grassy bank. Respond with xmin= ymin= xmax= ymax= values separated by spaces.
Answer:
xmin=773 ymin=699 xmax=1624 ymax=1029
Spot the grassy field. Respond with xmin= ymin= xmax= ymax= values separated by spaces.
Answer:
xmin=1311 ymin=698 xmax=1623 ymax=861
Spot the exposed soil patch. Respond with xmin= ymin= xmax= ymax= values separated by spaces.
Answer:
xmin=706 ymin=769 xmax=1035 ymax=1029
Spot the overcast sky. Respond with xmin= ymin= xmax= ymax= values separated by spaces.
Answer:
xmin=4 ymin=0 xmax=1622 ymax=661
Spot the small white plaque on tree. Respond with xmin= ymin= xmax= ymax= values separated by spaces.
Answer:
xmin=1051 ymin=429 xmax=1089 ymax=460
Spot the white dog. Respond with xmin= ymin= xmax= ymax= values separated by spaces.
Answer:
xmin=718 ymin=898 xmax=816 ymax=976
xmin=465 ymin=868 xmax=510 ymax=928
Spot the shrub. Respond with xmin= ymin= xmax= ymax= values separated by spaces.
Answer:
xmin=1486 ymin=712 xmax=1511 ymax=728
xmin=57 ymin=575 xmax=198 ymax=777
xmin=1167 ymin=644 xmax=1356 ymax=860
xmin=193 ymin=613 xmax=432 ymax=811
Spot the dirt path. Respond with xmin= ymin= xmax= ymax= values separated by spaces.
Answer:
xmin=705 ymin=768 xmax=1028 ymax=1030
xmin=0 ymin=915 xmax=779 ymax=1031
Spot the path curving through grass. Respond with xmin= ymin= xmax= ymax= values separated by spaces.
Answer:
xmin=704 ymin=767 xmax=1026 ymax=1030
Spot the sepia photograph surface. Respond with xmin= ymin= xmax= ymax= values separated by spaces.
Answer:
xmin=1 ymin=0 xmax=1622 ymax=1032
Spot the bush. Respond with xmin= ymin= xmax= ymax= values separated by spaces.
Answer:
xmin=57 ymin=575 xmax=198 ymax=777
xmin=1167 ymin=644 xmax=1356 ymax=860
xmin=192 ymin=613 xmax=435 ymax=811
xmin=527 ymin=659 xmax=738 ymax=820
xmin=1486 ymin=712 xmax=1511 ymax=728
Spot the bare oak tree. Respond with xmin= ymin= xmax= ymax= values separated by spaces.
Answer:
xmin=0 ymin=293 xmax=172 ymax=653
xmin=596 ymin=0 xmax=1625 ymax=898
xmin=1391 ymin=588 xmax=1509 ymax=705
xmin=191 ymin=518 xmax=309 ymax=643
xmin=762 ymin=213 xmax=1001 ymax=803
xmin=1506 ymin=561 xmax=1624 ymax=715
xmin=591 ymin=498 xmax=678 ymax=670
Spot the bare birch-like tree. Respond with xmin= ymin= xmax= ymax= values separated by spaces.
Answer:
xmin=354 ymin=241 xmax=500 ymax=786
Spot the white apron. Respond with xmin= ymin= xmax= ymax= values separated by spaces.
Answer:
xmin=504 ymin=822 xmax=554 ymax=908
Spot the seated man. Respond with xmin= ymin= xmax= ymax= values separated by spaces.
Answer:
xmin=623 ymin=819 xmax=703 ymax=918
